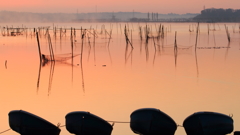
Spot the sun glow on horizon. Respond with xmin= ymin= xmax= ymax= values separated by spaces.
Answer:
xmin=1 ymin=0 xmax=240 ymax=14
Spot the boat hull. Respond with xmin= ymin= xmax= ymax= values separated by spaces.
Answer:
xmin=183 ymin=111 xmax=234 ymax=135
xmin=65 ymin=111 xmax=113 ymax=135
xmin=130 ymin=108 xmax=177 ymax=135
xmin=8 ymin=110 xmax=61 ymax=135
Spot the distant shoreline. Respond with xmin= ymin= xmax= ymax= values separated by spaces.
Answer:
xmin=0 ymin=10 xmax=198 ymax=23
xmin=1 ymin=9 xmax=240 ymax=23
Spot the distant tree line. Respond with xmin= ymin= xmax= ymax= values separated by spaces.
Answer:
xmin=193 ymin=8 xmax=240 ymax=22
xmin=0 ymin=10 xmax=198 ymax=23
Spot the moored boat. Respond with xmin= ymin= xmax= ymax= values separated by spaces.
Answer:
xmin=8 ymin=110 xmax=61 ymax=135
xmin=65 ymin=111 xmax=113 ymax=135
xmin=130 ymin=108 xmax=177 ymax=135
xmin=183 ymin=111 xmax=234 ymax=135
xmin=234 ymin=131 xmax=240 ymax=135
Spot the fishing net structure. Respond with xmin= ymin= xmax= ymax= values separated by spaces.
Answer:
xmin=161 ymin=44 xmax=193 ymax=55
xmin=42 ymin=53 xmax=80 ymax=62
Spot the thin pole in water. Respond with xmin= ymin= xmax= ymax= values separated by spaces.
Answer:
xmin=36 ymin=31 xmax=42 ymax=62
xmin=195 ymin=22 xmax=200 ymax=53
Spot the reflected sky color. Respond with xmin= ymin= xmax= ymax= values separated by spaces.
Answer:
xmin=0 ymin=23 xmax=240 ymax=135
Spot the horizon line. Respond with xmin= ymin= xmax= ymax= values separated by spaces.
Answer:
xmin=0 ymin=10 xmax=200 ymax=15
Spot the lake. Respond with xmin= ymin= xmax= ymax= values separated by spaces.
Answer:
xmin=0 ymin=22 xmax=240 ymax=135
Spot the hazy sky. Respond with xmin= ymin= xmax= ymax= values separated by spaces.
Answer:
xmin=1 ymin=0 xmax=239 ymax=14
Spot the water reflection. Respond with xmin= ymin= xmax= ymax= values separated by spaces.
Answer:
xmin=125 ymin=43 xmax=133 ymax=65
xmin=47 ymin=61 xmax=55 ymax=96
xmin=5 ymin=60 xmax=7 ymax=69
xmin=195 ymin=49 xmax=199 ymax=78
xmin=225 ymin=42 xmax=231 ymax=61
xmin=36 ymin=60 xmax=41 ymax=92
xmin=0 ymin=22 xmax=240 ymax=135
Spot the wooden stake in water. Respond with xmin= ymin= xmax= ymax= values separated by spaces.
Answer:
xmin=124 ymin=25 xmax=133 ymax=49
xmin=195 ymin=22 xmax=200 ymax=53
xmin=174 ymin=31 xmax=177 ymax=52
xmin=36 ymin=31 xmax=42 ymax=62
xmin=174 ymin=31 xmax=178 ymax=67
xmin=207 ymin=24 xmax=209 ymax=35
xmin=80 ymin=30 xmax=86 ymax=63
xmin=108 ymin=29 xmax=112 ymax=47
xmin=48 ymin=34 xmax=55 ymax=61
xmin=71 ymin=27 xmax=74 ymax=60
xmin=139 ymin=26 xmax=142 ymax=41
xmin=224 ymin=24 xmax=231 ymax=43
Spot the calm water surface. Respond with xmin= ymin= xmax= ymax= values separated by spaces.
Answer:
xmin=0 ymin=22 xmax=240 ymax=135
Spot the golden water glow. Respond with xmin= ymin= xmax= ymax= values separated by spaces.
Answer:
xmin=0 ymin=23 xmax=240 ymax=135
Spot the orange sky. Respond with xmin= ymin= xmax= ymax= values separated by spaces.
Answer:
xmin=1 ymin=0 xmax=240 ymax=14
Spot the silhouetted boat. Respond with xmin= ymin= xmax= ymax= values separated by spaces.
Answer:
xmin=8 ymin=110 xmax=61 ymax=135
xmin=65 ymin=111 xmax=113 ymax=135
xmin=183 ymin=111 xmax=234 ymax=135
xmin=234 ymin=131 xmax=240 ymax=135
xmin=130 ymin=108 xmax=177 ymax=135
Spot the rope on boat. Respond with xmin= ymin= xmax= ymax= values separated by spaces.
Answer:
xmin=107 ymin=120 xmax=130 ymax=123
xmin=177 ymin=124 xmax=183 ymax=127
xmin=0 ymin=129 xmax=11 ymax=134
xmin=58 ymin=123 xmax=66 ymax=127
xmin=56 ymin=121 xmax=129 ymax=128
xmin=107 ymin=120 xmax=184 ymax=128
xmin=56 ymin=119 xmax=185 ymax=128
